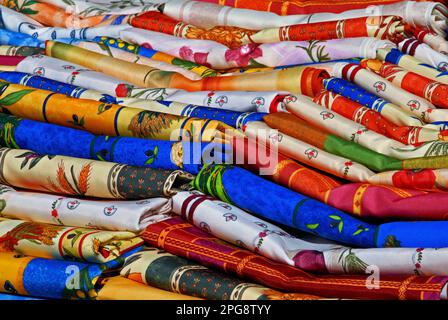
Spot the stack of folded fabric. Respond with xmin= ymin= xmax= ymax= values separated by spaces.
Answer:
xmin=0 ymin=0 xmax=448 ymax=300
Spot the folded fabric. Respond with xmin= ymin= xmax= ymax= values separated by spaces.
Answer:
xmin=362 ymin=59 xmax=448 ymax=111
xmin=186 ymin=0 xmax=435 ymax=16
xmin=0 ymin=147 xmax=193 ymax=199
xmin=0 ymin=70 xmax=286 ymax=114
xmin=97 ymin=276 xmax=201 ymax=300
xmin=410 ymin=26 xmax=448 ymax=54
xmin=172 ymin=190 xmax=341 ymax=267
xmin=0 ymin=29 xmax=44 ymax=48
xmin=243 ymin=120 xmax=377 ymax=182
xmin=244 ymin=16 xmax=405 ymax=44
xmin=377 ymin=47 xmax=448 ymax=85
xmin=0 ymin=5 xmax=129 ymax=41
xmin=194 ymin=164 xmax=448 ymax=248
xmin=142 ymin=216 xmax=448 ymax=300
xmin=130 ymin=11 xmax=256 ymax=49
xmin=331 ymin=62 xmax=448 ymax=123
xmin=244 ymin=120 xmax=448 ymax=190
xmin=263 ymin=113 xmax=448 ymax=171
xmin=0 ymin=218 xmax=143 ymax=263
xmin=35 ymin=0 xmax=161 ymax=18
xmin=398 ymin=37 xmax=448 ymax=70
xmin=313 ymin=89 xmax=441 ymax=144
xmin=229 ymin=131 xmax=448 ymax=220
xmin=324 ymin=75 xmax=427 ymax=127
xmin=0 ymin=184 xmax=172 ymax=232
xmin=286 ymin=94 xmax=448 ymax=158
xmin=45 ymin=40 xmax=328 ymax=96
xmin=121 ymin=247 xmax=326 ymax=300
xmin=161 ymin=0 xmax=447 ymax=34
xmin=57 ymin=38 xmax=204 ymax=81
xmin=2 ymin=0 xmax=135 ymax=27
xmin=0 ymin=251 xmax=135 ymax=299
xmin=0 ymin=45 xmax=45 ymax=56
xmin=121 ymin=28 xmax=395 ymax=69
xmin=91 ymin=36 xmax=218 ymax=78
xmin=0 ymin=112 xmax=230 ymax=174
xmin=173 ymin=190 xmax=448 ymax=276
xmin=0 ymin=81 xmax=229 ymax=142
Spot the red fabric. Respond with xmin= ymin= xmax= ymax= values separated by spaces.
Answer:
xmin=143 ymin=217 xmax=448 ymax=300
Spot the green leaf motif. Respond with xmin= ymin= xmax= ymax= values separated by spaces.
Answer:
xmin=145 ymin=158 xmax=154 ymax=165
xmin=329 ymin=215 xmax=341 ymax=221
xmin=338 ymin=221 xmax=343 ymax=233
xmin=306 ymin=223 xmax=319 ymax=230
xmin=0 ymin=89 xmax=34 ymax=106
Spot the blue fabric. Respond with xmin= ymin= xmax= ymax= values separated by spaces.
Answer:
xmin=194 ymin=164 xmax=376 ymax=247
xmin=323 ymin=77 xmax=388 ymax=113
xmin=0 ymin=29 xmax=44 ymax=47
xmin=194 ymin=164 xmax=448 ymax=248
xmin=179 ymin=104 xmax=267 ymax=129
xmin=21 ymin=247 xmax=141 ymax=299
xmin=0 ymin=113 xmax=228 ymax=174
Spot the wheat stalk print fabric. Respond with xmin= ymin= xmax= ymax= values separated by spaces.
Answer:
xmin=0 ymin=147 xmax=194 ymax=199
xmin=3 ymin=0 xmax=448 ymax=302
xmin=0 ymin=218 xmax=144 ymax=263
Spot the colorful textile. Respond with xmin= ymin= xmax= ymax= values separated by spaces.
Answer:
xmin=2 ymin=0 xmax=135 ymax=28
xmin=130 ymin=11 xmax=256 ymax=49
xmin=1 ymin=67 xmax=286 ymax=113
xmin=173 ymin=190 xmax=448 ymax=276
xmin=193 ymin=164 xmax=448 ymax=248
xmin=0 ymin=185 xmax=172 ymax=232
xmin=229 ymin=137 xmax=448 ymax=219
xmin=187 ymin=0 xmax=424 ymax=15
xmin=285 ymin=94 xmax=448 ymax=159
xmin=0 ymin=218 xmax=143 ymax=263
xmin=0 ymin=45 xmax=45 ymax=56
xmin=0 ymin=112 xmax=229 ymax=174
xmin=97 ymin=276 xmax=202 ymax=300
xmin=362 ymin=59 xmax=448 ymax=111
xmin=161 ymin=0 xmax=447 ymax=34
xmin=313 ymin=89 xmax=442 ymax=144
xmin=45 ymin=40 xmax=328 ymax=95
xmin=0 ymin=81 xmax=229 ymax=142
xmin=245 ymin=16 xmax=405 ymax=44
xmin=331 ymin=62 xmax=448 ymax=123
xmin=0 ymin=251 xmax=135 ymax=299
xmin=0 ymin=147 xmax=193 ymax=199
xmin=92 ymin=36 xmax=218 ymax=78
xmin=142 ymin=217 xmax=448 ymax=300
xmin=121 ymin=248 xmax=325 ymax=300
xmin=263 ymin=112 xmax=448 ymax=171
xmin=377 ymin=47 xmax=448 ymax=85
xmin=120 ymin=28 xmax=395 ymax=69
xmin=398 ymin=37 xmax=448 ymax=71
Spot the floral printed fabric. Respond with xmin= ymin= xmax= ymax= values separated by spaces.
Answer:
xmin=0 ymin=184 xmax=172 ymax=232
xmin=0 ymin=218 xmax=143 ymax=263
xmin=172 ymin=190 xmax=448 ymax=276
xmin=0 ymin=147 xmax=193 ymax=199
xmin=3 ymin=0 xmax=448 ymax=302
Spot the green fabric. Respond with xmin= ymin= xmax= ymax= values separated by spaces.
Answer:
xmin=323 ymin=134 xmax=402 ymax=172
